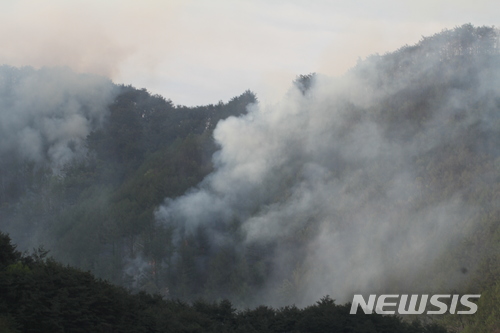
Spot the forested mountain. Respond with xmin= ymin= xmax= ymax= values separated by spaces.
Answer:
xmin=0 ymin=70 xmax=255 ymax=290
xmin=0 ymin=232 xmax=448 ymax=332
xmin=1 ymin=24 xmax=500 ymax=332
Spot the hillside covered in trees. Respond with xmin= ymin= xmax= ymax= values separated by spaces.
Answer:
xmin=0 ymin=232 xmax=448 ymax=332
xmin=1 ymin=24 xmax=500 ymax=332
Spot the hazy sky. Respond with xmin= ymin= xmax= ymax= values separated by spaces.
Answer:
xmin=1 ymin=0 xmax=498 ymax=106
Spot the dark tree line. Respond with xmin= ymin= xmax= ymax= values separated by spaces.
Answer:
xmin=0 ymin=232 xmax=448 ymax=332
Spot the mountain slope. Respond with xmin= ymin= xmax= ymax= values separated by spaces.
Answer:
xmin=0 ymin=24 xmax=499 ymax=332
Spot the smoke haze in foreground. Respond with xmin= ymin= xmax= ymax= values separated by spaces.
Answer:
xmin=157 ymin=27 xmax=500 ymax=306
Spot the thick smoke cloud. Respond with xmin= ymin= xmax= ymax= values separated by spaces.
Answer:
xmin=0 ymin=66 xmax=117 ymax=169
xmin=157 ymin=28 xmax=500 ymax=306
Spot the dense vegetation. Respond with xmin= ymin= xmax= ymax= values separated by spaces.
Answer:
xmin=0 ymin=24 xmax=499 ymax=332
xmin=0 ymin=82 xmax=256 ymax=291
xmin=0 ymin=232 xmax=448 ymax=332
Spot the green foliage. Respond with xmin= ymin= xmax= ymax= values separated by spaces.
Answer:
xmin=0 ymin=233 xmax=20 ymax=269
xmin=1 ymin=24 xmax=500 ymax=332
xmin=0 ymin=84 xmax=256 ymax=295
xmin=0 ymin=234 xmax=449 ymax=332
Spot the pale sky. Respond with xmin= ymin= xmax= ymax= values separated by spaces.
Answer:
xmin=0 ymin=0 xmax=498 ymax=106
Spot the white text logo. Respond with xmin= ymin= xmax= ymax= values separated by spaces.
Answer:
xmin=350 ymin=294 xmax=480 ymax=315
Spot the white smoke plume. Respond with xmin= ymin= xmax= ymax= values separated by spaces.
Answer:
xmin=157 ymin=27 xmax=500 ymax=306
xmin=0 ymin=66 xmax=117 ymax=169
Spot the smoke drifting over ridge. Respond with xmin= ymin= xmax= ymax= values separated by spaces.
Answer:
xmin=0 ymin=66 xmax=117 ymax=169
xmin=157 ymin=26 xmax=500 ymax=306
xmin=1 ymin=23 xmax=498 ymax=311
